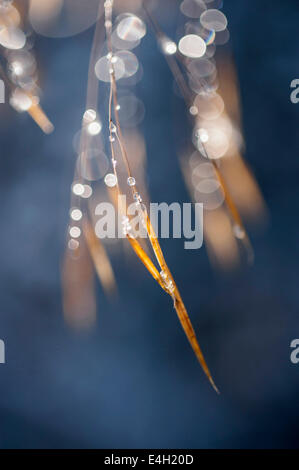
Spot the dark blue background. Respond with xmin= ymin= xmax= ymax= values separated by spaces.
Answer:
xmin=0 ymin=0 xmax=298 ymax=448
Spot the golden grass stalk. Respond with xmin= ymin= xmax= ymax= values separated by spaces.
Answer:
xmin=27 ymin=101 xmax=54 ymax=134
xmin=146 ymin=216 xmax=219 ymax=393
xmin=62 ymin=236 xmax=97 ymax=329
xmin=0 ymin=55 xmax=53 ymax=134
xmin=65 ymin=1 xmax=118 ymax=301
xmin=83 ymin=218 xmax=117 ymax=296
xmin=104 ymin=1 xmax=218 ymax=393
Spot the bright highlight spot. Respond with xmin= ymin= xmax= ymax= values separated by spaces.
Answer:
xmin=104 ymin=173 xmax=118 ymax=188
xmin=70 ymin=208 xmax=83 ymax=221
xmin=178 ymin=34 xmax=206 ymax=58
xmin=83 ymin=108 xmax=97 ymax=123
xmin=87 ymin=121 xmax=102 ymax=135
xmin=117 ymin=15 xmax=146 ymax=42
xmin=69 ymin=226 xmax=81 ymax=238
xmin=160 ymin=37 xmax=177 ymax=55
xmin=72 ymin=183 xmax=85 ymax=196
xmin=200 ymin=9 xmax=228 ymax=32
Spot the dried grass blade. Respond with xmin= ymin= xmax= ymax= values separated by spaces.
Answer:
xmin=145 ymin=214 xmax=219 ymax=392
xmin=83 ymin=219 xmax=117 ymax=296
xmin=172 ymin=288 xmax=219 ymax=394
xmin=126 ymin=234 xmax=167 ymax=291
xmin=213 ymin=163 xmax=254 ymax=263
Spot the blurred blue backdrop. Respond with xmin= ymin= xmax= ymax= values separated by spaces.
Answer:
xmin=0 ymin=0 xmax=298 ymax=448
